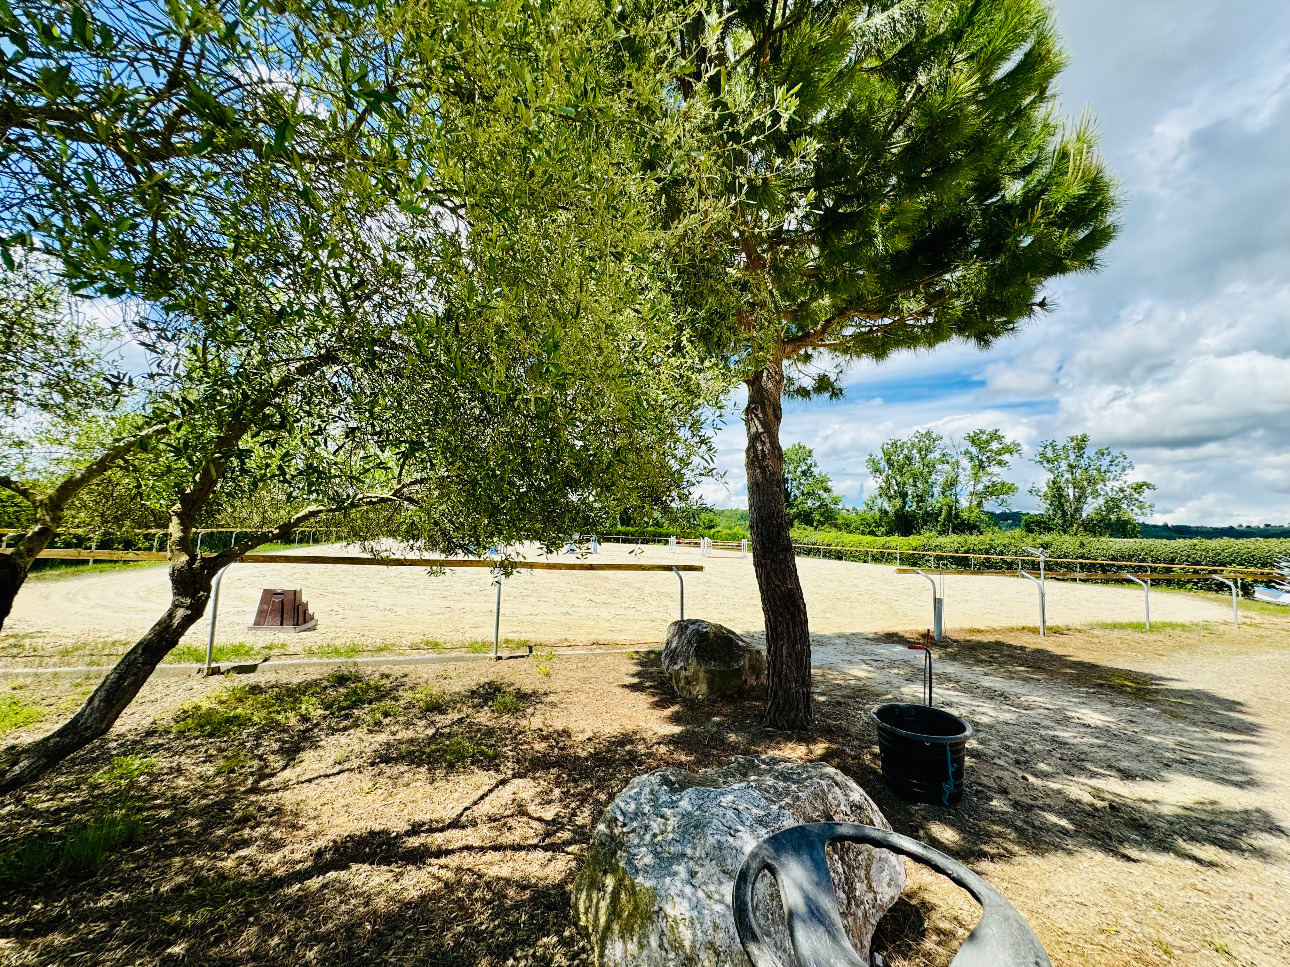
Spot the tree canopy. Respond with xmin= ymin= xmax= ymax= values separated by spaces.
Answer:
xmin=782 ymin=443 xmax=843 ymax=528
xmin=658 ymin=0 xmax=1120 ymax=726
xmin=0 ymin=0 xmax=723 ymax=794
xmin=1030 ymin=434 xmax=1155 ymax=537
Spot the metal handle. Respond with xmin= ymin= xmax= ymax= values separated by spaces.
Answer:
xmin=733 ymin=822 xmax=1051 ymax=967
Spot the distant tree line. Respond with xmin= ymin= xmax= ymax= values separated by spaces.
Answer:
xmin=770 ymin=431 xmax=1158 ymax=538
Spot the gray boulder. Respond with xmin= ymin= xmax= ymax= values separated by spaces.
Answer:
xmin=662 ymin=619 xmax=766 ymax=699
xmin=572 ymin=755 xmax=905 ymax=967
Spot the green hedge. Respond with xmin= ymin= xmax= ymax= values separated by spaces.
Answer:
xmin=788 ymin=529 xmax=1290 ymax=595
xmin=601 ymin=527 xmax=747 ymax=543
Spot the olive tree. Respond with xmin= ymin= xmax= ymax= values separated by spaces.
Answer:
xmin=0 ymin=0 xmax=717 ymax=794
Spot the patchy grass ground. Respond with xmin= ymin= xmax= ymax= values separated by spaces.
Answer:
xmin=0 ymin=621 xmax=1288 ymax=966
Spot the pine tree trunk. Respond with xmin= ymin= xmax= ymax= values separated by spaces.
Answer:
xmin=0 ymin=563 xmax=211 ymax=796
xmin=0 ymin=523 xmax=56 ymax=633
xmin=744 ymin=360 xmax=813 ymax=730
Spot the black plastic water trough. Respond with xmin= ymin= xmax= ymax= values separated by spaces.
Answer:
xmin=871 ymin=702 xmax=973 ymax=806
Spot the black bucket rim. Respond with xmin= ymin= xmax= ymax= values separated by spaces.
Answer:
xmin=870 ymin=702 xmax=974 ymax=744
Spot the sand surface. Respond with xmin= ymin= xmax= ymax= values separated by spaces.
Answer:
xmin=2 ymin=621 xmax=1287 ymax=966
xmin=1 ymin=541 xmax=1240 ymax=661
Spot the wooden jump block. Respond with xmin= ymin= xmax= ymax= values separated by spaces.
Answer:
xmin=249 ymin=588 xmax=317 ymax=632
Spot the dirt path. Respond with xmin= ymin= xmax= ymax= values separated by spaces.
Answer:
xmin=825 ymin=625 xmax=1290 ymax=966
xmin=0 ymin=542 xmax=1242 ymax=666
xmin=1 ymin=620 xmax=1287 ymax=966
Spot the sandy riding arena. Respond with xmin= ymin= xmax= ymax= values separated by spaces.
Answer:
xmin=0 ymin=542 xmax=1242 ymax=667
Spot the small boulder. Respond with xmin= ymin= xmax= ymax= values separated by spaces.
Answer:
xmin=572 ymin=755 xmax=905 ymax=967
xmin=662 ymin=619 xmax=766 ymax=699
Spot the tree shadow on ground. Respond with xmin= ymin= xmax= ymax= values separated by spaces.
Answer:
xmin=1 ymin=643 xmax=1285 ymax=966
xmin=622 ymin=632 xmax=1286 ymax=868
xmin=0 ymin=670 xmax=769 ymax=966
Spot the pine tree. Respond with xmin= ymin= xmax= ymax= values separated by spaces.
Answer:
xmin=666 ymin=0 xmax=1119 ymax=727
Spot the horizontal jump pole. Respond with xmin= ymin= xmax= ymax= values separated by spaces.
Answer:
xmin=10 ymin=548 xmax=703 ymax=572
xmin=894 ymin=567 xmax=1262 ymax=581
xmin=0 ymin=527 xmax=251 ymax=534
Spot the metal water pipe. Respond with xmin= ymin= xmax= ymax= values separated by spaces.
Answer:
xmin=204 ymin=564 xmax=232 ymax=675
xmin=1022 ymin=546 xmax=1047 ymax=635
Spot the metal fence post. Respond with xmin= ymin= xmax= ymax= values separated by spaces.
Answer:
xmin=1212 ymin=575 xmax=1239 ymax=626
xmin=1023 ymin=546 xmax=1047 ymax=635
xmin=1020 ymin=569 xmax=1046 ymax=635
xmin=915 ymin=570 xmax=943 ymax=641
xmin=204 ymin=564 xmax=232 ymax=675
xmin=672 ymin=567 xmax=684 ymax=621
xmin=492 ymin=580 xmax=502 ymax=659
xmin=1123 ymin=573 xmax=1150 ymax=629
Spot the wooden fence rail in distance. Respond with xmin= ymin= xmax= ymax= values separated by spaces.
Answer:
xmin=893 ymin=567 xmax=1270 ymax=581
xmin=3 ymin=549 xmax=703 ymax=572
xmin=792 ymin=543 xmax=1281 ymax=576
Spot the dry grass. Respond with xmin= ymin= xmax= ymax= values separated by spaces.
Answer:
xmin=0 ymin=620 xmax=1288 ymax=966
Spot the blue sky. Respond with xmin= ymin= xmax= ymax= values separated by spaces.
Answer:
xmin=697 ymin=0 xmax=1290 ymax=525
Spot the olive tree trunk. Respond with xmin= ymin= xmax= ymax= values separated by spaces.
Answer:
xmin=0 ymin=422 xmax=170 ymax=633
xmin=744 ymin=360 xmax=813 ymax=729
xmin=0 ymin=522 xmax=55 ymax=631
xmin=0 ymin=559 xmax=211 ymax=796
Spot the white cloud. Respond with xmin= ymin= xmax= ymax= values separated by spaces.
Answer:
xmin=702 ymin=2 xmax=1290 ymax=525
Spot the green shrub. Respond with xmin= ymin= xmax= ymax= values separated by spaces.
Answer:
xmin=490 ymin=690 xmax=524 ymax=716
xmin=788 ymin=529 xmax=1290 ymax=594
xmin=93 ymin=755 xmax=155 ymax=786
xmin=412 ymin=685 xmax=450 ymax=714
xmin=423 ymin=735 xmax=498 ymax=767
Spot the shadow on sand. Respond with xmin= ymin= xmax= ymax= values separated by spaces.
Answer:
xmin=0 ymin=632 xmax=1283 ymax=965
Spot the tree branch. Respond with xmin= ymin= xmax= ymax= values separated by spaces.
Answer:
xmin=0 ymin=476 xmax=36 ymax=505
xmin=46 ymin=421 xmax=172 ymax=510
xmin=203 ymin=477 xmax=428 ymax=573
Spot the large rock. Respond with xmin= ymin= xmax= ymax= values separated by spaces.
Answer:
xmin=572 ymin=756 xmax=905 ymax=967
xmin=662 ymin=619 xmax=766 ymax=699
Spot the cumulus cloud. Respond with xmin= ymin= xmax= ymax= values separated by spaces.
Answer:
xmin=704 ymin=0 xmax=1290 ymax=524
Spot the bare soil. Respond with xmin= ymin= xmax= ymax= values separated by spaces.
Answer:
xmin=1 ymin=616 xmax=1288 ymax=966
